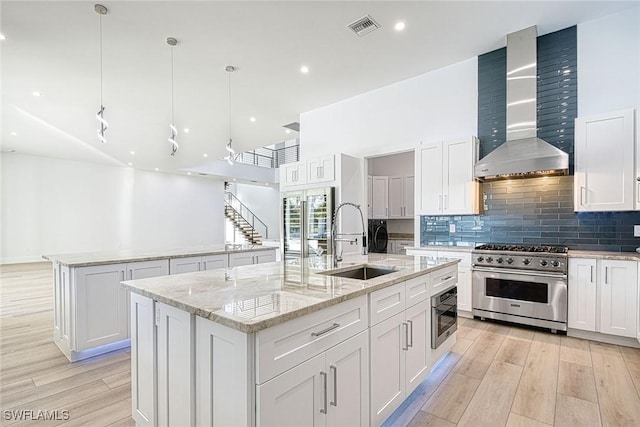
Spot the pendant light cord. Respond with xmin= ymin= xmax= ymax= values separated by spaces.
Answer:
xmin=170 ymin=46 xmax=175 ymax=123
xmin=228 ymin=70 xmax=232 ymax=143
xmin=99 ymin=14 xmax=103 ymax=106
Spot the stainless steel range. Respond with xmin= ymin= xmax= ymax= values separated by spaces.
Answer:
xmin=471 ymin=244 xmax=568 ymax=332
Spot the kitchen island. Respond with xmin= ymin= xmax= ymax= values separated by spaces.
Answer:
xmin=122 ymin=253 xmax=459 ymax=427
xmin=43 ymin=245 xmax=276 ymax=362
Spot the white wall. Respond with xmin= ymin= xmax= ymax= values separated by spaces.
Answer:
xmin=368 ymin=151 xmax=415 ymax=176
xmin=227 ymin=182 xmax=280 ymax=240
xmin=578 ymin=5 xmax=640 ymax=117
xmin=1 ymin=153 xmax=224 ymax=263
xmin=299 ymin=57 xmax=478 ymax=159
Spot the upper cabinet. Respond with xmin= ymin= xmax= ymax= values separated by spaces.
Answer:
xmin=307 ymin=156 xmax=335 ymax=184
xmin=574 ymin=109 xmax=636 ymax=212
xmin=371 ymin=176 xmax=389 ymax=219
xmin=281 ymin=155 xmax=335 ymax=189
xmin=389 ymin=175 xmax=415 ymax=219
xmin=416 ymin=137 xmax=480 ymax=215
xmin=282 ymin=162 xmax=308 ymax=187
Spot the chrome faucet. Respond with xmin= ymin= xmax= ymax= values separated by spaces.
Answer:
xmin=331 ymin=202 xmax=368 ymax=268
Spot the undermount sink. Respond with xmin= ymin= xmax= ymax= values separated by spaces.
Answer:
xmin=321 ymin=266 xmax=397 ymax=280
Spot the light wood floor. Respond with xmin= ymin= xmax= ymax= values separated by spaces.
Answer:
xmin=2 ymin=262 xmax=640 ymax=427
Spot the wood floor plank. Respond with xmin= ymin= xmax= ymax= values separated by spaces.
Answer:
xmin=627 ymin=360 xmax=640 ymax=396
xmin=591 ymin=341 xmax=640 ymax=426
xmin=457 ymin=360 xmax=522 ymax=427
xmin=453 ymin=330 xmax=506 ymax=379
xmin=557 ymin=360 xmax=598 ymax=403
xmin=58 ymin=397 xmax=131 ymax=427
xmin=511 ymin=339 xmax=560 ymax=425
xmin=455 ymin=320 xmax=487 ymax=341
xmin=620 ymin=345 xmax=640 ymax=365
xmin=506 ymin=413 xmax=552 ymax=427
xmin=507 ymin=326 xmax=535 ymax=342
xmin=406 ymin=410 xmax=455 ymax=427
xmin=102 ymin=369 xmax=132 ymax=389
xmin=106 ymin=417 xmax=136 ymax=427
xmin=554 ymin=393 xmax=602 ymax=427
xmin=559 ymin=336 xmax=593 ymax=367
xmin=421 ymin=372 xmax=480 ymax=423
xmin=449 ymin=337 xmax=473 ymax=356
xmin=495 ymin=337 xmax=531 ymax=367
xmin=31 ymin=351 xmax=130 ymax=387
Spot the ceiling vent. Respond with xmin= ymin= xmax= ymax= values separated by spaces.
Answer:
xmin=283 ymin=122 xmax=300 ymax=132
xmin=347 ymin=15 xmax=381 ymax=37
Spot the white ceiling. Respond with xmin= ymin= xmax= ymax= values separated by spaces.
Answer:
xmin=1 ymin=1 xmax=636 ymax=174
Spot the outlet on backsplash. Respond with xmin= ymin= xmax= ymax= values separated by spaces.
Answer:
xmin=449 ymin=224 xmax=456 ymax=233
xmin=634 ymin=225 xmax=640 ymax=237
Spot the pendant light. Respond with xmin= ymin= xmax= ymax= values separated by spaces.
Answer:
xmin=95 ymin=4 xmax=109 ymax=143
xmin=167 ymin=37 xmax=179 ymax=155
xmin=224 ymin=65 xmax=239 ymax=165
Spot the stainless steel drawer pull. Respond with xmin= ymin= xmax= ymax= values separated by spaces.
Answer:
xmin=407 ymin=320 xmax=413 ymax=348
xmin=330 ymin=365 xmax=338 ymax=407
xmin=402 ymin=322 xmax=409 ymax=351
xmin=311 ymin=323 xmax=340 ymax=337
xmin=441 ymin=275 xmax=453 ymax=282
xmin=320 ymin=371 xmax=328 ymax=414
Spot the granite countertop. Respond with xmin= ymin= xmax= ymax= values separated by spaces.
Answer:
xmin=121 ymin=253 xmax=459 ymax=333
xmin=406 ymin=245 xmax=474 ymax=253
xmin=568 ymin=250 xmax=640 ymax=261
xmin=42 ymin=244 xmax=276 ymax=267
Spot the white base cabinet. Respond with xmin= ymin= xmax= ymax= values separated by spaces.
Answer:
xmin=568 ymin=258 xmax=638 ymax=339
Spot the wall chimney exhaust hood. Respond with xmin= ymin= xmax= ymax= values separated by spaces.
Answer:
xmin=474 ymin=26 xmax=569 ymax=182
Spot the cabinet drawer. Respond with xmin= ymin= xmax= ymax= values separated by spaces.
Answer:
xmin=369 ymin=282 xmax=405 ymax=326
xmin=437 ymin=251 xmax=471 ymax=267
xmin=256 ymin=295 xmax=367 ymax=384
xmin=405 ymin=275 xmax=430 ymax=308
xmin=431 ymin=265 xmax=457 ymax=296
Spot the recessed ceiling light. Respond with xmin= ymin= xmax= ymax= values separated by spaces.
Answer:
xmin=265 ymin=183 xmax=269 ymax=186
xmin=128 ymin=162 xmax=133 ymax=166
xmin=0 ymin=34 xmax=6 ymax=41
xmin=394 ymin=22 xmax=406 ymax=31
xmin=11 ymin=132 xmax=17 ymax=136
xmin=250 ymin=117 xmax=256 ymax=123
xmin=129 ymin=151 xmax=135 ymax=155
xmin=183 ymin=128 xmax=190 ymax=133
xmin=285 ymin=129 xmax=291 ymax=134
xmin=32 ymin=91 xmax=41 ymax=97
xmin=187 ymin=172 xmax=192 ymax=175
xmin=203 ymin=153 xmax=208 ymax=158
xmin=300 ymin=66 xmax=309 ymax=74
xmin=155 ymin=168 xmax=159 ymax=171
xmin=232 ymin=178 xmax=237 ymax=181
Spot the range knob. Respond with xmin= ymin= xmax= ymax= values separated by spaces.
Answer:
xmin=506 ymin=257 xmax=514 ymax=264
xmin=522 ymin=258 xmax=531 ymax=265
xmin=551 ymin=260 xmax=560 ymax=268
xmin=496 ymin=257 xmax=504 ymax=264
xmin=477 ymin=256 xmax=484 ymax=262
xmin=539 ymin=259 xmax=548 ymax=267
xmin=486 ymin=256 xmax=493 ymax=263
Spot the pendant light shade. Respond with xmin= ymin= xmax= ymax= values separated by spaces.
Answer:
xmin=224 ymin=65 xmax=239 ymax=165
xmin=95 ymin=4 xmax=109 ymax=144
xmin=167 ymin=37 xmax=179 ymax=155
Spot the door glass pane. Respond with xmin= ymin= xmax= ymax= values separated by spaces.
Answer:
xmin=306 ymin=194 xmax=329 ymax=256
xmin=283 ymin=195 xmax=302 ymax=260
xmin=485 ymin=278 xmax=548 ymax=303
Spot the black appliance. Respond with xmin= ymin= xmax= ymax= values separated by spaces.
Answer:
xmin=368 ymin=219 xmax=388 ymax=253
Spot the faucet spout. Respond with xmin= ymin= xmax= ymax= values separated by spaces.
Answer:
xmin=331 ymin=202 xmax=368 ymax=268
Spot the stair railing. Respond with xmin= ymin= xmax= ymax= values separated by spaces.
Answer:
xmin=224 ymin=191 xmax=269 ymax=240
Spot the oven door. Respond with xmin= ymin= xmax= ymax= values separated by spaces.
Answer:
xmin=431 ymin=288 xmax=457 ymax=349
xmin=472 ymin=267 xmax=567 ymax=323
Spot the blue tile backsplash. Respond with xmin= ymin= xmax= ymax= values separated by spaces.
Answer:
xmin=420 ymin=176 xmax=640 ymax=252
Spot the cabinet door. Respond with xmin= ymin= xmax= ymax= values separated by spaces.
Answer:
xmin=369 ymin=311 xmax=406 ymax=427
xmin=568 ymin=258 xmax=597 ymax=332
xmin=255 ymin=250 xmax=277 ymax=264
xmin=75 ymin=264 xmax=128 ymax=351
xmin=599 ymin=259 xmax=638 ymax=338
xmin=403 ymin=175 xmax=415 ymax=217
xmin=126 ymin=260 xmax=170 ymax=338
xmin=443 ymin=138 xmax=476 ymax=214
xmin=575 ymin=109 xmax=635 ymax=212
xmin=309 ymin=156 xmax=335 ymax=183
xmin=404 ymin=301 xmax=431 ymax=395
xmin=367 ymin=176 xmax=373 ymax=218
xmin=229 ymin=252 xmax=255 ymax=267
xmin=284 ymin=162 xmax=307 ymax=187
xmin=417 ymin=142 xmax=443 ymax=215
xmin=130 ymin=293 xmax=156 ymax=427
xmin=257 ymin=353 xmax=326 ymax=427
xmin=157 ymin=302 xmax=194 ymax=427
xmin=169 ymin=256 xmax=201 ymax=274
xmin=324 ymin=331 xmax=369 ymax=427
xmin=388 ymin=176 xmax=404 ymax=218
xmin=202 ymin=254 xmax=229 ymax=270
xmin=456 ymin=267 xmax=472 ymax=313
xmin=372 ymin=176 xmax=389 ymax=219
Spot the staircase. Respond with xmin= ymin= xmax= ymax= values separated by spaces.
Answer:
xmin=224 ymin=191 xmax=268 ymax=245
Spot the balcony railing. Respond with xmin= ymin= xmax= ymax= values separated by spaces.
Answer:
xmin=235 ymin=144 xmax=299 ymax=169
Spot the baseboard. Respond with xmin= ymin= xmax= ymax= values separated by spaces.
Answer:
xmin=568 ymin=328 xmax=640 ymax=349
xmin=458 ymin=310 xmax=472 ymax=319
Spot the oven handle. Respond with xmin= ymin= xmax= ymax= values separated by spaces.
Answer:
xmin=472 ymin=266 xmax=567 ymax=279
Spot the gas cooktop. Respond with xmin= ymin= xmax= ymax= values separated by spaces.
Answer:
xmin=474 ymin=244 xmax=568 ymax=254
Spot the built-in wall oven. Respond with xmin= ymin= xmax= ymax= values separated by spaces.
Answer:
xmin=472 ymin=244 xmax=568 ymax=332
xmin=431 ymin=286 xmax=457 ymax=349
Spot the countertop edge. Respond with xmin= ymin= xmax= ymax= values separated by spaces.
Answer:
xmin=567 ymin=250 xmax=640 ymax=261
xmin=121 ymin=259 xmax=460 ymax=334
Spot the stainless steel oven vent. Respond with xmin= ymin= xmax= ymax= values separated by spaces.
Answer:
xmin=347 ymin=15 xmax=381 ymax=37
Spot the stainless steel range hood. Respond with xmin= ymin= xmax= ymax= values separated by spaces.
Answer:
xmin=474 ymin=26 xmax=569 ymax=181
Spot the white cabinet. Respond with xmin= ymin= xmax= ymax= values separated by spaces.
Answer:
xmin=389 ymin=176 xmax=414 ymax=219
xmin=371 ymin=176 xmax=389 ymax=219
xmin=283 ymin=162 xmax=308 ymax=187
xmin=367 ymin=176 xmax=373 ymax=218
xmin=130 ymin=294 xmax=194 ymax=427
xmin=228 ymin=249 xmax=277 ymax=267
xmin=569 ymin=258 xmax=638 ymax=338
xmin=255 ymin=250 xmax=277 ymax=264
xmin=257 ymin=331 xmax=369 ymax=427
xmin=574 ymin=109 xmax=636 ymax=212
xmin=307 ymin=156 xmax=335 ymax=184
xmin=170 ymin=254 xmax=229 ymax=274
xmin=388 ymin=239 xmax=413 ymax=255
xmin=416 ymin=137 xmax=480 ymax=215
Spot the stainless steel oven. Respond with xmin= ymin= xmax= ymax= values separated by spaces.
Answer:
xmin=431 ymin=286 xmax=457 ymax=349
xmin=471 ymin=244 xmax=568 ymax=332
